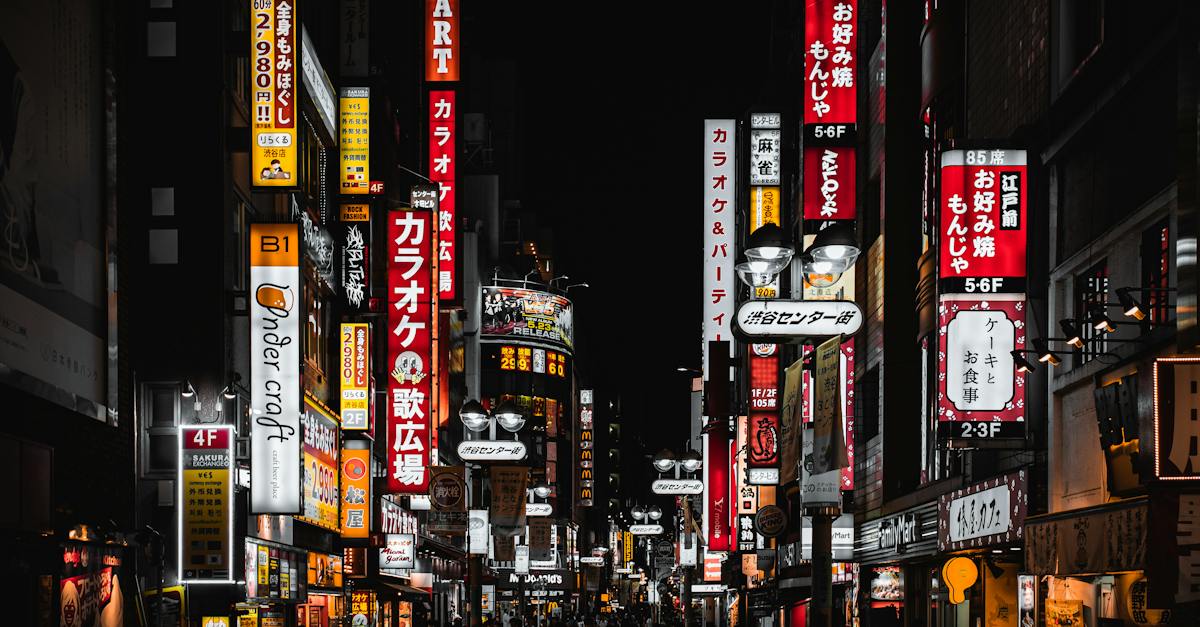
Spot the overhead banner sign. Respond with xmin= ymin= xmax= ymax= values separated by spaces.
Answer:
xmin=339 ymin=87 xmax=370 ymax=194
xmin=340 ymin=447 xmax=370 ymax=538
xmin=300 ymin=398 xmax=340 ymax=531
xmin=938 ymin=149 xmax=1028 ymax=294
xmin=339 ymin=322 xmax=370 ymax=430
xmin=425 ymin=0 xmax=459 ymax=81
xmin=429 ymin=90 xmax=457 ymax=299
xmin=812 ymin=335 xmax=848 ymax=475
xmin=250 ymin=224 xmax=301 ymax=514
xmin=387 ymin=197 xmax=436 ymax=493
xmin=937 ymin=295 xmax=1025 ymax=440
xmin=779 ymin=358 xmax=804 ymax=485
xmin=734 ymin=299 xmax=863 ymax=341
xmin=250 ymin=0 xmax=298 ymax=187
xmin=703 ymin=119 xmax=736 ymax=380
xmin=480 ymin=286 xmax=574 ymax=353
xmin=180 ymin=425 xmax=234 ymax=582
xmin=490 ymin=466 xmax=528 ymax=530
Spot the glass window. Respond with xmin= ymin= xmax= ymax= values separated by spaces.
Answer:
xmin=1140 ymin=218 xmax=1171 ymax=326
xmin=1074 ymin=260 xmax=1109 ymax=365
xmin=142 ymin=383 xmax=180 ymax=476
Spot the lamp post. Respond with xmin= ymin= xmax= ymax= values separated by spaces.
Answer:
xmin=459 ymin=399 xmax=527 ymax=627
xmin=650 ymin=448 xmax=702 ymax=625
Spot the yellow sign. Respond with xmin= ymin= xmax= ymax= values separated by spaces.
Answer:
xmin=180 ymin=426 xmax=233 ymax=581
xmin=202 ymin=617 xmax=230 ymax=627
xmin=340 ymin=87 xmax=370 ymax=194
xmin=339 ymin=323 xmax=370 ymax=429
xmin=623 ymin=531 xmax=633 ymax=564
xmin=238 ymin=608 xmax=257 ymax=627
xmin=340 ymin=203 xmax=370 ymax=222
xmin=751 ymin=187 xmax=781 ymax=231
xmin=250 ymin=0 xmax=299 ymax=187
xmin=941 ymin=557 xmax=979 ymax=605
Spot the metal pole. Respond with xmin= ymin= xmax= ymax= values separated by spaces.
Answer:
xmin=808 ymin=510 xmax=835 ymax=627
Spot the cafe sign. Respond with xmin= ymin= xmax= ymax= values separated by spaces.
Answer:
xmin=938 ymin=469 xmax=1027 ymax=552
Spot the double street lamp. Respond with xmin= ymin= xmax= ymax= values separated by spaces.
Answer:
xmin=459 ymin=398 xmax=525 ymax=434
xmin=735 ymin=222 xmax=861 ymax=290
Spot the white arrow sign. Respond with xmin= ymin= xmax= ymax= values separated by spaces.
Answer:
xmin=733 ymin=299 xmax=863 ymax=340
xmin=652 ymin=478 xmax=704 ymax=495
xmin=456 ymin=440 xmax=528 ymax=461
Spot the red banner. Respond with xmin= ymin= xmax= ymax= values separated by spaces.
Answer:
xmin=429 ymin=90 xmax=457 ymax=300
xmin=803 ymin=145 xmax=856 ymax=220
xmin=706 ymin=426 xmax=730 ymax=551
xmin=386 ymin=208 xmax=435 ymax=493
xmin=804 ymin=0 xmax=857 ymax=125
xmin=748 ymin=346 xmax=780 ymax=468
xmin=938 ymin=149 xmax=1027 ymax=285
xmin=425 ymin=0 xmax=459 ymax=81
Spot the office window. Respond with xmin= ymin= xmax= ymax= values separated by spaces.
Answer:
xmin=1140 ymin=219 xmax=1171 ymax=326
xmin=1074 ymin=260 xmax=1109 ymax=365
xmin=141 ymin=383 xmax=180 ymax=477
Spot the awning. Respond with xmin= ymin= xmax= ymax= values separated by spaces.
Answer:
xmin=376 ymin=579 xmax=432 ymax=597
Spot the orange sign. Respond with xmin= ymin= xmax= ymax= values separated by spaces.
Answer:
xmin=340 ymin=448 xmax=370 ymax=538
xmin=425 ymin=0 xmax=459 ymax=81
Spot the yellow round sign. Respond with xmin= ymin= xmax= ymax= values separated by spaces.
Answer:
xmin=941 ymin=557 xmax=979 ymax=605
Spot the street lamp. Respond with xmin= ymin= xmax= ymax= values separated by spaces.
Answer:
xmin=806 ymin=221 xmax=861 ymax=274
xmin=631 ymin=505 xmax=646 ymax=522
xmin=459 ymin=399 xmax=490 ymax=432
xmin=646 ymin=505 xmax=663 ymax=521
xmin=458 ymin=399 xmax=526 ymax=435
xmin=743 ymin=223 xmax=794 ymax=275
xmin=532 ymin=483 xmax=551 ymax=499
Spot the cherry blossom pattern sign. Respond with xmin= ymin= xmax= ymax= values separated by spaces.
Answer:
xmin=938 ymin=149 xmax=1027 ymax=294
xmin=703 ymin=120 xmax=736 ymax=380
xmin=938 ymin=470 xmax=1027 ymax=551
xmin=937 ymin=296 xmax=1026 ymax=441
xmin=386 ymin=202 xmax=435 ymax=493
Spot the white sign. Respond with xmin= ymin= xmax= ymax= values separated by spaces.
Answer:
xmin=380 ymin=533 xmax=415 ymax=569
xmin=408 ymin=494 xmax=432 ymax=511
xmin=457 ymin=440 xmax=528 ymax=461
xmin=651 ymin=478 xmax=704 ymax=495
xmin=750 ymin=112 xmax=782 ymax=129
xmin=801 ymin=427 xmax=841 ymax=507
xmin=515 ymin=545 xmax=530 ymax=575
xmin=945 ymin=308 xmax=1016 ymax=411
xmin=692 ymin=584 xmax=725 ymax=594
xmin=630 ymin=524 xmax=664 ymax=535
xmin=300 ymin=27 xmax=337 ymax=138
xmin=947 ymin=483 xmax=1012 ymax=543
xmin=703 ymin=119 xmax=737 ymax=380
xmin=679 ymin=533 xmax=698 ymax=566
xmin=747 ymin=468 xmax=779 ymax=485
xmin=526 ymin=502 xmax=553 ymax=517
xmin=580 ymin=556 xmax=605 ymax=566
xmin=468 ymin=509 xmax=489 ymax=555
xmin=800 ymin=514 xmax=856 ymax=560
xmin=734 ymin=300 xmax=863 ymax=340
xmin=749 ymin=128 xmax=782 ymax=186
xmin=250 ymin=224 xmax=302 ymax=514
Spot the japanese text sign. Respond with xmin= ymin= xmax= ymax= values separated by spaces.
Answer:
xmin=251 ymin=0 xmax=299 ymax=187
xmin=937 ymin=296 xmax=1026 ymax=440
xmin=387 ymin=203 xmax=435 ymax=493
xmin=804 ymin=0 xmax=856 ymax=125
xmin=938 ymin=470 xmax=1027 ymax=551
xmin=339 ymin=207 xmax=370 ymax=311
xmin=340 ymin=447 xmax=370 ymax=538
xmin=804 ymin=146 xmax=856 ymax=220
xmin=180 ymin=426 xmax=234 ymax=582
xmin=425 ymin=0 xmax=458 ymax=81
xmin=749 ymin=128 xmax=781 ymax=186
xmin=734 ymin=299 xmax=863 ymax=341
xmin=300 ymin=397 xmax=340 ymax=531
xmin=812 ymin=335 xmax=848 ymax=475
xmin=938 ymin=149 xmax=1027 ymax=293
xmin=430 ymin=90 xmax=457 ymax=300
xmin=748 ymin=345 xmax=780 ymax=469
xmin=703 ymin=119 xmax=736 ymax=380
xmin=704 ymin=428 xmax=731 ymax=551
xmin=339 ymin=323 xmax=370 ymax=430
xmin=250 ymin=223 xmax=301 ymax=514
xmin=339 ymin=87 xmax=370 ymax=194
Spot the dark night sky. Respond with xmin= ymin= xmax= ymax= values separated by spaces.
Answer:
xmin=468 ymin=3 xmax=799 ymax=450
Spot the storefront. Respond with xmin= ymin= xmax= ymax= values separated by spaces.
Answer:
xmin=776 ymin=513 xmax=859 ymax=625
xmin=299 ymin=551 xmax=345 ymax=626
xmin=244 ymin=537 xmax=309 ymax=625
xmin=934 ymin=470 xmax=1028 ymax=627
xmin=1023 ymin=496 xmax=1184 ymax=626
xmin=856 ymin=501 xmax=940 ymax=627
